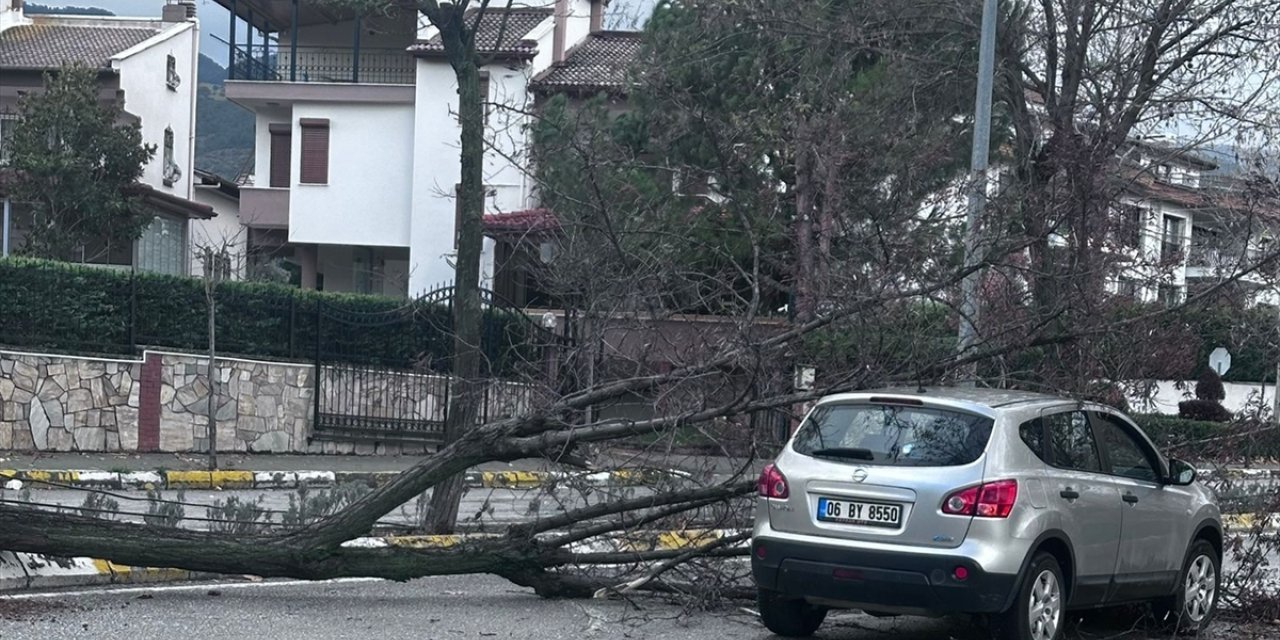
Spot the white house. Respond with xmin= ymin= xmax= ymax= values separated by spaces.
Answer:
xmin=216 ymin=0 xmax=610 ymax=297
xmin=1107 ymin=142 xmax=1280 ymax=307
xmin=0 ymin=0 xmax=215 ymax=274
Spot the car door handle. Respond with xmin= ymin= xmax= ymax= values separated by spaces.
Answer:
xmin=1122 ymin=492 xmax=1139 ymax=504
xmin=1059 ymin=489 xmax=1080 ymax=500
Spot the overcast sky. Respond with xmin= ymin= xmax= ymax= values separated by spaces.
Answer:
xmin=84 ymin=0 xmax=656 ymax=65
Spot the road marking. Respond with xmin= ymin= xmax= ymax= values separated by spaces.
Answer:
xmin=0 ymin=577 xmax=384 ymax=600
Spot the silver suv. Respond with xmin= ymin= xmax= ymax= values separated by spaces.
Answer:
xmin=751 ymin=388 xmax=1221 ymax=640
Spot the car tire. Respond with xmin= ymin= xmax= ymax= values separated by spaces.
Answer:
xmin=757 ymin=589 xmax=827 ymax=637
xmin=994 ymin=553 xmax=1065 ymax=640
xmin=1152 ymin=540 xmax=1219 ymax=635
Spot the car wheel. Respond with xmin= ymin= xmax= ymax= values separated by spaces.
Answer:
xmin=1153 ymin=540 xmax=1219 ymax=635
xmin=757 ymin=589 xmax=827 ymax=637
xmin=995 ymin=553 xmax=1065 ymax=640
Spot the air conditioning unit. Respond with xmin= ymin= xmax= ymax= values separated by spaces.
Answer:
xmin=163 ymin=161 xmax=182 ymax=185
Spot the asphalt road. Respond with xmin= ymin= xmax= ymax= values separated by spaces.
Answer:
xmin=0 ymin=575 xmax=1267 ymax=640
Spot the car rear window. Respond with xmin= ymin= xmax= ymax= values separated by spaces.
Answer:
xmin=791 ymin=403 xmax=995 ymax=467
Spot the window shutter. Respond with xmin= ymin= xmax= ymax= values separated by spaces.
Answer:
xmin=478 ymin=71 xmax=490 ymax=124
xmin=299 ymin=118 xmax=330 ymax=184
xmin=269 ymin=124 xmax=291 ymax=188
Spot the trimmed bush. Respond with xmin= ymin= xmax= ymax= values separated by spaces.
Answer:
xmin=1177 ymin=399 xmax=1233 ymax=423
xmin=0 ymin=257 xmax=544 ymax=375
xmin=1194 ymin=368 xmax=1226 ymax=402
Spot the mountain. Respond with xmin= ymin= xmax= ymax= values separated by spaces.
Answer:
xmin=24 ymin=3 xmax=113 ymax=15
xmin=194 ymin=55 xmax=254 ymax=179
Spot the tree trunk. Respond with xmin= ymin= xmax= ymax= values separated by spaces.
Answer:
xmin=205 ymin=254 xmax=219 ymax=471
xmin=424 ymin=17 xmax=487 ymax=535
xmin=793 ymin=141 xmax=816 ymax=323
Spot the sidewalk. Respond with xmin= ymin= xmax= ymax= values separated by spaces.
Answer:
xmin=0 ymin=449 xmax=762 ymax=491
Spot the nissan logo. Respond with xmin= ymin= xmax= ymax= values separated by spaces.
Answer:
xmin=852 ymin=468 xmax=868 ymax=483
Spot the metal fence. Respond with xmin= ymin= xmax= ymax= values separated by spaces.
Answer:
xmin=230 ymin=44 xmax=416 ymax=85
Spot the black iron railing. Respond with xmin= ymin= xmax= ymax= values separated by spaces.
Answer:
xmin=229 ymin=44 xmax=415 ymax=85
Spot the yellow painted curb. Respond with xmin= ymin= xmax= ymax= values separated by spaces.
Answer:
xmin=164 ymin=470 xmax=254 ymax=489
xmin=384 ymin=534 xmax=500 ymax=549
xmin=479 ymin=471 xmax=549 ymax=489
xmin=0 ymin=470 xmax=81 ymax=485
xmin=92 ymin=559 xmax=191 ymax=583
xmin=607 ymin=529 xmax=726 ymax=552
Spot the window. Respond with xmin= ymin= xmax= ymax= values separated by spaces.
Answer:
xmin=0 ymin=113 xmax=16 ymax=165
xmin=1158 ymin=283 xmax=1183 ymax=307
xmin=136 ymin=214 xmax=187 ymax=276
xmin=1044 ymin=410 xmax=1101 ymax=472
xmin=162 ymin=127 xmax=179 ymax=186
xmin=1162 ymin=215 xmax=1185 ymax=261
xmin=1117 ymin=278 xmax=1140 ymax=300
xmin=1019 ymin=418 xmax=1045 ymax=459
xmin=790 ymin=403 xmax=995 ymax=467
xmin=1091 ymin=413 xmax=1159 ymax=483
xmin=202 ymin=248 xmax=232 ymax=280
xmin=268 ymin=123 xmax=291 ymax=188
xmin=299 ymin=118 xmax=330 ymax=184
xmin=166 ymin=54 xmax=180 ymax=90
xmin=1115 ymin=205 xmax=1143 ymax=249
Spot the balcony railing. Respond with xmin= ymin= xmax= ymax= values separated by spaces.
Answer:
xmin=229 ymin=44 xmax=415 ymax=85
xmin=1188 ymin=240 xmax=1270 ymax=273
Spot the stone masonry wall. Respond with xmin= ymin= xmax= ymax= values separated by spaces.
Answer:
xmin=1 ymin=349 xmax=525 ymax=455
xmin=0 ymin=354 xmax=141 ymax=452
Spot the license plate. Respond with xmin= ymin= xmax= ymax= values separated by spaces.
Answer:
xmin=816 ymin=497 xmax=903 ymax=528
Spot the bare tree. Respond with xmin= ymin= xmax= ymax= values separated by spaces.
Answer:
xmin=6 ymin=0 xmax=1280 ymax=611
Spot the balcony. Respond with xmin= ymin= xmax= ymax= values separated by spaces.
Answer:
xmin=1186 ymin=237 xmax=1275 ymax=281
xmin=229 ymin=44 xmax=415 ymax=85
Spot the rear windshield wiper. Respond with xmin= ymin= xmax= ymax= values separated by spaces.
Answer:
xmin=808 ymin=447 xmax=876 ymax=461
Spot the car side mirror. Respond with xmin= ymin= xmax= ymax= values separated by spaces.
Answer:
xmin=1168 ymin=458 xmax=1196 ymax=486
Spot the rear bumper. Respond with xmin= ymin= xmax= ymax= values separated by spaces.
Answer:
xmin=751 ymin=536 xmax=1018 ymax=615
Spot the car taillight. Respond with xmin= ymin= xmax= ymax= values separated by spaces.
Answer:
xmin=942 ymin=480 xmax=1017 ymax=518
xmin=757 ymin=463 xmax=789 ymax=499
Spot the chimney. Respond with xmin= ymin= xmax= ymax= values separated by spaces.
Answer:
xmin=162 ymin=0 xmax=195 ymax=23
xmin=552 ymin=0 xmax=568 ymax=63
xmin=590 ymin=0 xmax=604 ymax=33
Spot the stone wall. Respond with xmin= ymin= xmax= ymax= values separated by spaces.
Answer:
xmin=0 ymin=354 xmax=141 ymax=452
xmin=159 ymin=353 xmax=313 ymax=453
xmin=1 ymin=348 xmax=523 ymax=455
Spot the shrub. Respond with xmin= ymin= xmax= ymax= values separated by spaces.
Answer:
xmin=1194 ymin=368 xmax=1226 ymax=402
xmin=0 ymin=257 xmax=542 ymax=375
xmin=1132 ymin=414 xmax=1227 ymax=448
xmin=1177 ymin=399 xmax=1233 ymax=423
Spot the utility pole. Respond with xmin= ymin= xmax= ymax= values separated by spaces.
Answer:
xmin=957 ymin=0 xmax=998 ymax=385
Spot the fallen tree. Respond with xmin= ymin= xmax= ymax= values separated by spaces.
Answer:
xmin=5 ymin=0 xmax=1280 ymax=609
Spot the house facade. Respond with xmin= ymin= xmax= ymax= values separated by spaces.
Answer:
xmin=215 ymin=0 xmax=609 ymax=297
xmin=0 ymin=0 xmax=214 ymax=273
xmin=1109 ymin=143 xmax=1279 ymax=307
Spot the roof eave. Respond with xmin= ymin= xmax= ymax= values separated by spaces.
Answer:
xmin=410 ymin=47 xmax=538 ymax=62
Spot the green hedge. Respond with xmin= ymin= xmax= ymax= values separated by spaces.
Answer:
xmin=0 ymin=258 xmax=544 ymax=374
xmin=1131 ymin=414 xmax=1226 ymax=449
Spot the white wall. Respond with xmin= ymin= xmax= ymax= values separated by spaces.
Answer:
xmin=1126 ymin=380 xmax=1275 ymax=416
xmin=115 ymin=20 xmax=198 ymax=199
xmin=0 ymin=0 xmax=30 ymax=32
xmin=409 ymin=62 xmax=463 ymax=293
xmin=189 ymin=188 xmax=246 ymax=280
xmin=287 ymin=102 xmax=414 ymax=248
